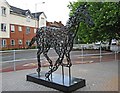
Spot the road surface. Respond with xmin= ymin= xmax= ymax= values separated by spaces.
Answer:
xmin=1 ymin=49 xmax=119 ymax=72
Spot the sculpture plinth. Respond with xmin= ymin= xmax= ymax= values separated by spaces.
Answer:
xmin=26 ymin=72 xmax=86 ymax=92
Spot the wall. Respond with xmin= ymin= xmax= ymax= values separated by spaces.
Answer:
xmin=0 ymin=0 xmax=47 ymax=50
xmin=39 ymin=13 xmax=46 ymax=27
xmin=3 ymin=24 xmax=36 ymax=49
xmin=0 ymin=0 xmax=10 ymax=38
xmin=9 ymin=14 xmax=36 ymax=27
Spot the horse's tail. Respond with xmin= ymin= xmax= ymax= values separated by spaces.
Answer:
xmin=28 ymin=36 xmax=36 ymax=48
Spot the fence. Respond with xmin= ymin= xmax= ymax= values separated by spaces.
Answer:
xmin=0 ymin=45 xmax=119 ymax=72
xmin=1 ymin=49 xmax=37 ymax=72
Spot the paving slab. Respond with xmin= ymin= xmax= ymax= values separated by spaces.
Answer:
xmin=1 ymin=61 xmax=118 ymax=92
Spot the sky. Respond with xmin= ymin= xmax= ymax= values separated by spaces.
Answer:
xmin=6 ymin=0 xmax=77 ymax=25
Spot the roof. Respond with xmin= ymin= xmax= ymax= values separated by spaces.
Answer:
xmin=46 ymin=21 xmax=64 ymax=27
xmin=4 ymin=0 xmax=10 ymax=7
xmin=32 ymin=12 xmax=43 ymax=19
xmin=32 ymin=12 xmax=47 ymax=19
xmin=10 ymin=6 xmax=46 ymax=19
xmin=10 ymin=6 xmax=28 ymax=15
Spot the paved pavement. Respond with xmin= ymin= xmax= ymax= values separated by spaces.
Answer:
xmin=1 ymin=61 xmax=118 ymax=92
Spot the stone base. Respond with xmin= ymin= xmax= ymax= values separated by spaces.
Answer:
xmin=26 ymin=72 xmax=86 ymax=92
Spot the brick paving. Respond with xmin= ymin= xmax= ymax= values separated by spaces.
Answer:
xmin=1 ymin=61 xmax=118 ymax=92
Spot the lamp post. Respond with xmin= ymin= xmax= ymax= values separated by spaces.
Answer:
xmin=34 ymin=2 xmax=45 ymax=49
xmin=35 ymin=2 xmax=45 ymax=28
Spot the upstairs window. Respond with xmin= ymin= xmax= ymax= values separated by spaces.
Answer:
xmin=1 ymin=23 xmax=6 ymax=32
xmin=26 ymin=15 xmax=31 ymax=22
xmin=18 ymin=26 xmax=22 ymax=31
xmin=34 ymin=28 xmax=36 ymax=33
xmin=40 ymin=17 xmax=45 ymax=26
xmin=11 ymin=25 xmax=15 ymax=32
xmin=1 ymin=7 xmax=6 ymax=16
xmin=26 ymin=27 xmax=30 ymax=34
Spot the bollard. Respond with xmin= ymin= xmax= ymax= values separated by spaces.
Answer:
xmin=115 ymin=51 xmax=117 ymax=62
xmin=81 ymin=46 xmax=84 ymax=62
xmin=13 ymin=50 xmax=16 ymax=71
xmin=99 ymin=44 xmax=102 ymax=63
xmin=62 ymin=65 xmax=64 ymax=84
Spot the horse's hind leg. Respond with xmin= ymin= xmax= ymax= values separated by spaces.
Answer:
xmin=64 ymin=52 xmax=72 ymax=67
xmin=37 ymin=49 xmax=43 ymax=77
xmin=43 ymin=47 xmax=53 ymax=68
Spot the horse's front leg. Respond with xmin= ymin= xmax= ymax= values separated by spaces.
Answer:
xmin=45 ymin=51 xmax=64 ymax=79
xmin=64 ymin=52 xmax=72 ymax=67
xmin=37 ymin=49 xmax=42 ymax=77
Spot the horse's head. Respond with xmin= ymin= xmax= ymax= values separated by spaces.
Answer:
xmin=75 ymin=3 xmax=94 ymax=27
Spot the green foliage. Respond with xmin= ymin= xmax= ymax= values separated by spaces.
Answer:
xmin=68 ymin=1 xmax=120 ymax=43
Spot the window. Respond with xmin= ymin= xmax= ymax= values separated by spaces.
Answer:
xmin=40 ymin=17 xmax=45 ymax=26
xmin=18 ymin=26 xmax=22 ymax=31
xmin=26 ymin=40 xmax=30 ymax=46
xmin=26 ymin=27 xmax=30 ymax=34
xmin=1 ymin=7 xmax=6 ymax=16
xmin=1 ymin=23 xmax=6 ymax=32
xmin=34 ymin=28 xmax=36 ymax=33
xmin=26 ymin=15 xmax=31 ymax=22
xmin=11 ymin=39 xmax=15 ymax=46
xmin=11 ymin=25 xmax=15 ymax=32
xmin=18 ymin=40 xmax=22 ymax=45
xmin=2 ymin=39 xmax=6 ymax=47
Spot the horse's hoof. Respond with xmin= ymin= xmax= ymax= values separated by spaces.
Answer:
xmin=68 ymin=63 xmax=72 ymax=67
xmin=61 ymin=63 xmax=72 ymax=67
xmin=38 ymin=73 xmax=40 ymax=77
xmin=36 ymin=68 xmax=41 ymax=73
xmin=45 ymin=73 xmax=50 ymax=78
xmin=49 ymin=66 xmax=53 ymax=69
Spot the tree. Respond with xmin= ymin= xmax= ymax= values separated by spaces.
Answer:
xmin=68 ymin=1 xmax=120 ymax=47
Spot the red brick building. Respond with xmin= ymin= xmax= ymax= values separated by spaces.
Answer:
xmin=4 ymin=24 xmax=36 ymax=49
xmin=1 ymin=0 xmax=47 ymax=50
xmin=46 ymin=21 xmax=64 ymax=27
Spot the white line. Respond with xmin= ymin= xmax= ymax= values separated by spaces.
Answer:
xmin=79 ymin=52 xmax=114 ymax=56
xmin=1 ymin=55 xmax=58 ymax=64
xmin=1 ymin=58 xmax=37 ymax=63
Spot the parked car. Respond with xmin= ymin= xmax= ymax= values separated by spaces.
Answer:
xmin=93 ymin=42 xmax=101 ymax=49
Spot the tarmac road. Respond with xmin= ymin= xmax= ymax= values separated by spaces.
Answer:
xmin=1 ymin=49 xmax=119 ymax=72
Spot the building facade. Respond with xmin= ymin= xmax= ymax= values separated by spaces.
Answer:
xmin=0 ymin=0 xmax=47 ymax=50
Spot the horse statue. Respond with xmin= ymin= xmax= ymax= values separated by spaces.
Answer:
xmin=28 ymin=3 xmax=94 ymax=78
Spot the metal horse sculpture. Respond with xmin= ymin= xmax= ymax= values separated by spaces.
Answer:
xmin=28 ymin=3 xmax=94 ymax=79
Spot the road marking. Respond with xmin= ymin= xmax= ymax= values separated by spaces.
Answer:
xmin=43 ymin=63 xmax=49 ymax=66
xmin=91 ymin=56 xmax=102 ymax=58
xmin=76 ymin=60 xmax=94 ymax=64
xmin=23 ymin=63 xmax=37 ymax=67
xmin=78 ymin=57 xmax=85 ymax=58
